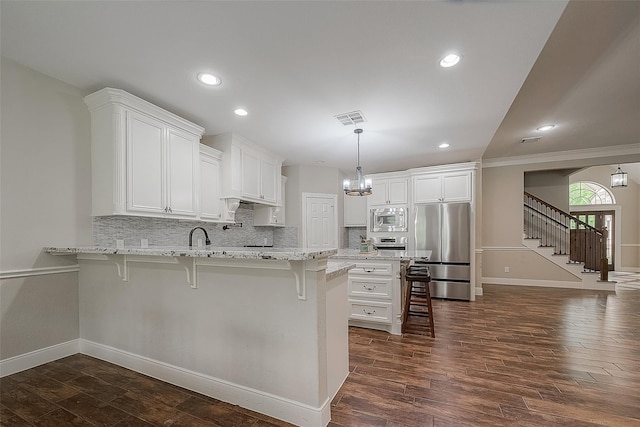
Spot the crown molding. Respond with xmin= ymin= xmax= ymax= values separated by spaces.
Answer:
xmin=482 ymin=143 xmax=640 ymax=168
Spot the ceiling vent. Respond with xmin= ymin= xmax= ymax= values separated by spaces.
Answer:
xmin=335 ymin=110 xmax=367 ymax=126
xmin=521 ymin=136 xmax=542 ymax=144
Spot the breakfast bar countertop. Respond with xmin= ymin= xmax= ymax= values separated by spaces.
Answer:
xmin=44 ymin=246 xmax=337 ymax=261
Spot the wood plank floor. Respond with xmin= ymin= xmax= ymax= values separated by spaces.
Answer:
xmin=2 ymin=283 xmax=640 ymax=426
xmin=332 ymin=283 xmax=640 ymax=427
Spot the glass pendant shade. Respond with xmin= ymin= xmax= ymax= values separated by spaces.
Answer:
xmin=343 ymin=166 xmax=372 ymax=196
xmin=343 ymin=128 xmax=372 ymax=196
xmin=611 ymin=165 xmax=628 ymax=188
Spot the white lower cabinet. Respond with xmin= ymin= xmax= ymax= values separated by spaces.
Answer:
xmin=346 ymin=260 xmax=402 ymax=334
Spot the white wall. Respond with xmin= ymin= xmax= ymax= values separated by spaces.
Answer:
xmin=283 ymin=165 xmax=342 ymax=246
xmin=0 ymin=58 xmax=91 ymax=360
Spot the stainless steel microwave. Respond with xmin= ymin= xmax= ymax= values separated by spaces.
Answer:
xmin=370 ymin=207 xmax=407 ymax=232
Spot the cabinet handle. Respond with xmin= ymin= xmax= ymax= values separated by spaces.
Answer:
xmin=168 ymin=207 xmax=173 ymax=213
xmin=363 ymin=268 xmax=376 ymax=273
xmin=164 ymin=207 xmax=168 ymax=212
xmin=363 ymin=285 xmax=376 ymax=291
xmin=362 ymin=309 xmax=376 ymax=315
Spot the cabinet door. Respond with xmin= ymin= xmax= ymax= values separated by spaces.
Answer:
xmin=127 ymin=111 xmax=165 ymax=214
xmin=442 ymin=172 xmax=471 ymax=202
xmin=241 ymin=148 xmax=261 ymax=201
xmin=260 ymin=157 xmax=277 ymax=203
xmin=368 ymin=180 xmax=389 ymax=205
xmin=388 ymin=178 xmax=408 ymax=204
xmin=200 ymin=154 xmax=221 ymax=220
xmin=413 ymin=174 xmax=442 ymax=203
xmin=344 ymin=194 xmax=367 ymax=226
xmin=167 ymin=128 xmax=197 ymax=217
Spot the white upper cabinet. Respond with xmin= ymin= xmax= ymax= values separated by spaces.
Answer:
xmin=413 ymin=170 xmax=472 ymax=203
xmin=368 ymin=176 xmax=408 ymax=206
xmin=254 ymin=176 xmax=287 ymax=226
xmin=203 ymin=133 xmax=283 ymax=206
xmin=343 ymin=194 xmax=367 ymax=227
xmin=199 ymin=145 xmax=223 ymax=221
xmin=84 ymin=88 xmax=204 ymax=219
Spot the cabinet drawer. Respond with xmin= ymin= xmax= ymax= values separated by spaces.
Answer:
xmin=349 ymin=300 xmax=392 ymax=324
xmin=351 ymin=262 xmax=393 ymax=276
xmin=348 ymin=277 xmax=393 ymax=299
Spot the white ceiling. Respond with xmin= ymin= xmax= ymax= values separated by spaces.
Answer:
xmin=1 ymin=1 xmax=639 ymax=181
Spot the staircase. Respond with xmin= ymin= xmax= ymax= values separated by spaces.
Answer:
xmin=523 ymin=192 xmax=615 ymax=291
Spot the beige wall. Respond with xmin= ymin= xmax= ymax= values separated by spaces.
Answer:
xmin=481 ymin=154 xmax=640 ymax=285
xmin=570 ymin=165 xmax=640 ymax=270
xmin=524 ymin=169 xmax=572 ymax=212
xmin=0 ymin=58 xmax=92 ymax=359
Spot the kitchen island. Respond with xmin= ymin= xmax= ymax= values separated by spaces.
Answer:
xmin=331 ymin=249 xmax=432 ymax=335
xmin=45 ymin=246 xmax=351 ymax=427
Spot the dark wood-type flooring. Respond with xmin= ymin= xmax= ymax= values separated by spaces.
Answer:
xmin=2 ymin=283 xmax=640 ymax=426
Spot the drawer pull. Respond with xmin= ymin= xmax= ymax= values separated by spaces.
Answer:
xmin=363 ymin=268 xmax=376 ymax=273
xmin=363 ymin=285 xmax=376 ymax=291
xmin=362 ymin=309 xmax=376 ymax=315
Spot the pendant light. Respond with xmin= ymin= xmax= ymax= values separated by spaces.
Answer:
xmin=343 ymin=128 xmax=372 ymax=196
xmin=611 ymin=165 xmax=628 ymax=188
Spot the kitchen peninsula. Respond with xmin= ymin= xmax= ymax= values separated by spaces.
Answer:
xmin=45 ymin=246 xmax=350 ymax=427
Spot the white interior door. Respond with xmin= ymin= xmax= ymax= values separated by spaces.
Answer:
xmin=303 ymin=193 xmax=337 ymax=249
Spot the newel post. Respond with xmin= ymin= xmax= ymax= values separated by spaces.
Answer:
xmin=600 ymin=226 xmax=608 ymax=282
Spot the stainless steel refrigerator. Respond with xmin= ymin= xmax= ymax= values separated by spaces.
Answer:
xmin=414 ymin=203 xmax=471 ymax=300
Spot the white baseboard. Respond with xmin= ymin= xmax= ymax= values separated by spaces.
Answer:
xmin=0 ymin=339 xmax=80 ymax=377
xmin=80 ymin=339 xmax=330 ymax=427
xmin=482 ymin=277 xmax=615 ymax=291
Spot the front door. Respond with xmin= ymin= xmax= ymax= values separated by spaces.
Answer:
xmin=303 ymin=193 xmax=337 ymax=249
xmin=571 ymin=210 xmax=615 ymax=271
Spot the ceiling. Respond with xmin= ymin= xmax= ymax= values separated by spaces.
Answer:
xmin=1 ymin=1 xmax=639 ymax=181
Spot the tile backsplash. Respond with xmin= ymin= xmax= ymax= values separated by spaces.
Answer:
xmin=344 ymin=227 xmax=366 ymax=249
xmin=93 ymin=205 xmax=298 ymax=248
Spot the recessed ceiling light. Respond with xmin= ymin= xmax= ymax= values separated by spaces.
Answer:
xmin=439 ymin=143 xmax=450 ymax=149
xmin=440 ymin=54 xmax=460 ymax=68
xmin=234 ymin=108 xmax=248 ymax=116
xmin=536 ymin=124 xmax=555 ymax=131
xmin=197 ymin=73 xmax=221 ymax=86
xmin=315 ymin=160 xmax=325 ymax=164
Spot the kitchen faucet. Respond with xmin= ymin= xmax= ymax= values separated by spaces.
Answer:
xmin=188 ymin=227 xmax=211 ymax=248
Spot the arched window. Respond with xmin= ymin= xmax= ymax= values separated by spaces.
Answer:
xmin=569 ymin=182 xmax=615 ymax=205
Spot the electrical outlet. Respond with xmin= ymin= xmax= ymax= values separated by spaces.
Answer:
xmin=116 ymin=239 xmax=125 ymax=249
xmin=264 ymin=237 xmax=268 ymax=245
xmin=504 ymin=266 xmax=510 ymax=273
xmin=197 ymin=238 xmax=203 ymax=248
xmin=141 ymin=239 xmax=148 ymax=248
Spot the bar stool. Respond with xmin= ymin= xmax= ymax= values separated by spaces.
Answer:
xmin=402 ymin=266 xmax=435 ymax=337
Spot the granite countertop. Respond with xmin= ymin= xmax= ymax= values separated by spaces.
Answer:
xmin=331 ymin=249 xmax=432 ymax=261
xmin=325 ymin=261 xmax=355 ymax=280
xmin=44 ymin=246 xmax=337 ymax=261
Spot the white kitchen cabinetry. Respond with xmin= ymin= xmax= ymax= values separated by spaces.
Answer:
xmin=368 ymin=176 xmax=408 ymax=206
xmin=343 ymin=194 xmax=367 ymax=227
xmin=413 ymin=171 xmax=472 ymax=203
xmin=346 ymin=260 xmax=402 ymax=335
xmin=199 ymin=145 xmax=223 ymax=221
xmin=254 ymin=176 xmax=287 ymax=226
xmin=203 ymin=133 xmax=282 ymax=206
xmin=84 ymin=88 xmax=204 ymax=219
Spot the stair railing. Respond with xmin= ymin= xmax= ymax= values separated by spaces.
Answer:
xmin=524 ymin=192 xmax=606 ymax=278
